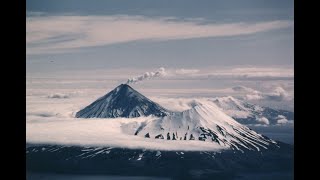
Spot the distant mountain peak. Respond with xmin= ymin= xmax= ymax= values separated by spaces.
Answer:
xmin=115 ymin=83 xmax=132 ymax=92
xmin=75 ymin=84 xmax=171 ymax=118
xmin=212 ymin=96 xmax=294 ymax=125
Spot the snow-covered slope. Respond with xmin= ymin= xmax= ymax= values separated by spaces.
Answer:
xmin=125 ymin=101 xmax=278 ymax=152
xmin=76 ymin=84 xmax=171 ymax=118
xmin=212 ymin=96 xmax=294 ymax=125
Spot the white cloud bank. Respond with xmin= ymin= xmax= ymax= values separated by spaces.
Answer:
xmin=257 ymin=117 xmax=270 ymax=125
xmin=246 ymin=87 xmax=290 ymax=101
xmin=26 ymin=14 xmax=293 ymax=54
xmin=232 ymin=85 xmax=291 ymax=101
xmin=26 ymin=117 xmax=226 ymax=151
xmin=276 ymin=115 xmax=293 ymax=125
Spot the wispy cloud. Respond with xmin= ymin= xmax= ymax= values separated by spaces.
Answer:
xmin=204 ymin=67 xmax=294 ymax=81
xmin=26 ymin=14 xmax=293 ymax=54
xmin=47 ymin=93 xmax=69 ymax=99
xmin=175 ymin=69 xmax=199 ymax=75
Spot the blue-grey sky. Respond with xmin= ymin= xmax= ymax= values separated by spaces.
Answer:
xmin=26 ymin=0 xmax=294 ymax=111
xmin=27 ymin=0 xmax=293 ymax=70
xmin=26 ymin=0 xmax=293 ymax=21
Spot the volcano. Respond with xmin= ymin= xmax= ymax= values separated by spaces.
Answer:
xmin=75 ymin=84 xmax=171 ymax=118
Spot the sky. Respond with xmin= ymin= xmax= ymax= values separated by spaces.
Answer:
xmin=26 ymin=0 xmax=294 ymax=111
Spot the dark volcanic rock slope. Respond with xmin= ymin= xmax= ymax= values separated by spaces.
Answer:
xmin=76 ymin=84 xmax=171 ymax=118
xmin=26 ymin=143 xmax=293 ymax=179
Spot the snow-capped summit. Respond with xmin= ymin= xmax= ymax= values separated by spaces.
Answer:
xmin=75 ymin=84 xmax=171 ymax=118
xmin=129 ymin=101 xmax=278 ymax=152
xmin=212 ymin=96 xmax=294 ymax=125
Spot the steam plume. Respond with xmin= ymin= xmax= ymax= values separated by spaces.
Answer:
xmin=126 ymin=67 xmax=166 ymax=84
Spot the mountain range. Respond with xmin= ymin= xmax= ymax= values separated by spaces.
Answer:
xmin=27 ymin=84 xmax=294 ymax=179
xmin=75 ymin=84 xmax=293 ymax=152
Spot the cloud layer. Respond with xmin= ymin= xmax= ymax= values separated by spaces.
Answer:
xmin=27 ymin=14 xmax=293 ymax=54
xmin=125 ymin=66 xmax=293 ymax=83
xmin=232 ymin=85 xmax=291 ymax=101
xmin=27 ymin=117 xmax=226 ymax=151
